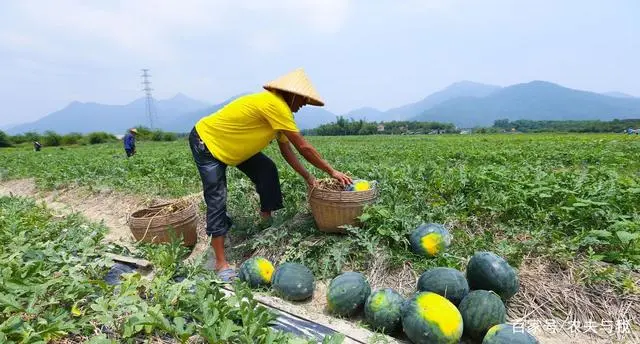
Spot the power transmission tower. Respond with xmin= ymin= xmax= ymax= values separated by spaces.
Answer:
xmin=141 ymin=69 xmax=156 ymax=129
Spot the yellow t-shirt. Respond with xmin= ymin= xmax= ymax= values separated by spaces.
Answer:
xmin=195 ymin=91 xmax=299 ymax=166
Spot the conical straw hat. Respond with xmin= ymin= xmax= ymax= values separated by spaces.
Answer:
xmin=263 ymin=68 xmax=324 ymax=106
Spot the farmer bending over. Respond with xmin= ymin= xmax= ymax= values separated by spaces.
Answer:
xmin=189 ymin=68 xmax=352 ymax=281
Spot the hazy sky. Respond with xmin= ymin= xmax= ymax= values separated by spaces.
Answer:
xmin=1 ymin=0 xmax=638 ymax=127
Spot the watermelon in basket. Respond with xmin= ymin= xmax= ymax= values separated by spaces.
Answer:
xmin=308 ymin=178 xmax=378 ymax=233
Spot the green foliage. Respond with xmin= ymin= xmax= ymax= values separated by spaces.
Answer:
xmin=581 ymin=218 xmax=640 ymax=264
xmin=134 ymin=126 xmax=179 ymax=141
xmin=303 ymin=117 xmax=456 ymax=136
xmin=0 ymin=197 xmax=330 ymax=343
xmin=1 ymin=134 xmax=639 ymax=285
xmin=87 ymin=132 xmax=117 ymax=144
xmin=42 ymin=130 xmax=62 ymax=146
xmin=23 ymin=131 xmax=41 ymax=143
xmin=0 ymin=130 xmax=12 ymax=147
xmin=133 ymin=126 xmax=153 ymax=138
xmin=61 ymin=132 xmax=84 ymax=145
xmin=151 ymin=130 xmax=178 ymax=141
xmin=8 ymin=134 xmax=26 ymax=144
xmin=0 ymin=197 xmax=111 ymax=342
xmin=492 ymin=118 xmax=640 ymax=133
xmin=8 ymin=131 xmax=40 ymax=145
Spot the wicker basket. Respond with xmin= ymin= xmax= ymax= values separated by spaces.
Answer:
xmin=308 ymin=184 xmax=379 ymax=233
xmin=128 ymin=200 xmax=198 ymax=246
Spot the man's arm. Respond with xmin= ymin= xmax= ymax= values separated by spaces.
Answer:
xmin=278 ymin=141 xmax=315 ymax=186
xmin=281 ymin=131 xmax=352 ymax=185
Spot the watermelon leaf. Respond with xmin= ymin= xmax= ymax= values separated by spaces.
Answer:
xmin=590 ymin=230 xmax=612 ymax=238
xmin=616 ymin=231 xmax=639 ymax=244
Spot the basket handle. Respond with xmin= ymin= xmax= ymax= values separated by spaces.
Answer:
xmin=306 ymin=183 xmax=316 ymax=202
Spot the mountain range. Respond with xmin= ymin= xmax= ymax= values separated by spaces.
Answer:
xmin=414 ymin=81 xmax=640 ymax=127
xmin=6 ymin=81 xmax=639 ymax=134
xmin=8 ymin=93 xmax=210 ymax=135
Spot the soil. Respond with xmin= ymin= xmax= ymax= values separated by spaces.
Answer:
xmin=0 ymin=178 xmax=170 ymax=249
xmin=0 ymin=178 xmax=635 ymax=344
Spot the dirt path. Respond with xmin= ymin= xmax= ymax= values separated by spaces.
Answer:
xmin=0 ymin=179 xmax=631 ymax=344
xmin=0 ymin=178 xmax=174 ymax=248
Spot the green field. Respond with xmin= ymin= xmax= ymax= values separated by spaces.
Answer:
xmin=1 ymin=133 xmax=639 ymax=342
xmin=2 ymin=134 xmax=639 ymax=273
xmin=0 ymin=135 xmax=640 ymax=275
xmin=0 ymin=196 xmax=348 ymax=343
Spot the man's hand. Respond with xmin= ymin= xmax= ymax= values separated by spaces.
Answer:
xmin=306 ymin=175 xmax=319 ymax=188
xmin=330 ymin=170 xmax=352 ymax=185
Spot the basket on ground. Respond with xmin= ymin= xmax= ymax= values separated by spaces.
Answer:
xmin=308 ymin=182 xmax=378 ymax=233
xmin=128 ymin=200 xmax=198 ymax=246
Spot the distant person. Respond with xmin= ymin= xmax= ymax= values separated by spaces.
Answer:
xmin=33 ymin=141 xmax=41 ymax=152
xmin=189 ymin=68 xmax=352 ymax=282
xmin=123 ymin=128 xmax=137 ymax=157
xmin=627 ymin=127 xmax=634 ymax=135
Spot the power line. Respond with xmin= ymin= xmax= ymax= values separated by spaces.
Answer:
xmin=141 ymin=69 xmax=156 ymax=129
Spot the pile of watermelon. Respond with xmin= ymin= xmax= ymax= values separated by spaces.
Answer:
xmin=237 ymin=223 xmax=540 ymax=344
xmin=402 ymin=223 xmax=539 ymax=343
xmin=238 ymin=258 xmax=316 ymax=301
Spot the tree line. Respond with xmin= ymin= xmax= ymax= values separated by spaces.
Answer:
xmin=491 ymin=118 xmax=640 ymax=133
xmin=3 ymin=118 xmax=638 ymax=148
xmin=302 ymin=116 xmax=457 ymax=136
xmin=301 ymin=117 xmax=640 ymax=136
xmin=0 ymin=126 xmax=180 ymax=148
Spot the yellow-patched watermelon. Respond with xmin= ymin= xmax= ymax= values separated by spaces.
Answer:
xmin=401 ymin=291 xmax=463 ymax=344
xmin=409 ymin=223 xmax=452 ymax=258
xmin=483 ymin=324 xmax=539 ymax=344
xmin=364 ymin=288 xmax=404 ymax=334
xmin=238 ymin=256 xmax=274 ymax=288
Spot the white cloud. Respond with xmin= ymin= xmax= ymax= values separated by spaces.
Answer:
xmin=393 ymin=0 xmax=459 ymax=15
xmin=0 ymin=32 xmax=35 ymax=49
xmin=6 ymin=1 xmax=232 ymax=62
xmin=246 ymin=32 xmax=281 ymax=54
xmin=3 ymin=0 xmax=351 ymax=62
xmin=278 ymin=0 xmax=350 ymax=34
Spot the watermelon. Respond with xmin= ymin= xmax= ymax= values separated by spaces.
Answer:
xmin=483 ymin=324 xmax=539 ymax=344
xmin=326 ymin=272 xmax=371 ymax=317
xmin=346 ymin=179 xmax=371 ymax=191
xmin=417 ymin=267 xmax=469 ymax=306
xmin=364 ymin=288 xmax=404 ymax=334
xmin=238 ymin=256 xmax=274 ymax=288
xmin=466 ymin=251 xmax=519 ymax=300
xmin=409 ymin=223 xmax=452 ymax=257
xmin=401 ymin=291 xmax=463 ymax=344
xmin=458 ymin=290 xmax=506 ymax=340
xmin=271 ymin=262 xmax=315 ymax=301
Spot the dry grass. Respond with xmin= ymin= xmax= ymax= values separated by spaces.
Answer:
xmin=509 ymin=258 xmax=640 ymax=342
xmin=252 ymin=212 xmax=316 ymax=263
xmin=136 ymin=197 xmax=193 ymax=218
xmin=364 ymin=250 xmax=418 ymax=297
xmin=316 ymin=178 xmax=348 ymax=191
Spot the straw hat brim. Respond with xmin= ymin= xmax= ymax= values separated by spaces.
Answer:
xmin=263 ymin=68 xmax=325 ymax=107
xmin=263 ymin=86 xmax=324 ymax=106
